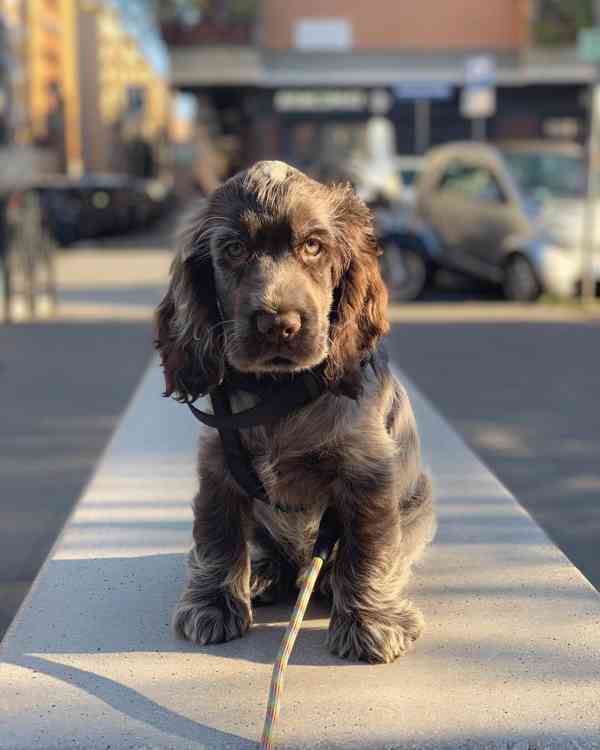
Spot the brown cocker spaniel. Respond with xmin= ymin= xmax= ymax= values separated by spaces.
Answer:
xmin=155 ymin=161 xmax=435 ymax=663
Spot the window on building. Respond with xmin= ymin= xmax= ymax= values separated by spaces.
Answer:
xmin=531 ymin=0 xmax=594 ymax=47
xmin=293 ymin=18 xmax=353 ymax=50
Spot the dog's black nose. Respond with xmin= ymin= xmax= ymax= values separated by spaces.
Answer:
xmin=255 ymin=311 xmax=302 ymax=342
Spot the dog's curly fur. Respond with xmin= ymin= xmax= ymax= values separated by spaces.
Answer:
xmin=155 ymin=161 xmax=436 ymax=663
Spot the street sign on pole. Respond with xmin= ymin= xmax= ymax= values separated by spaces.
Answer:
xmin=577 ymin=28 xmax=600 ymax=304
xmin=581 ymin=85 xmax=599 ymax=304
xmin=460 ymin=87 xmax=496 ymax=120
xmin=578 ymin=28 xmax=600 ymax=63
xmin=461 ymin=55 xmax=496 ymax=140
xmin=464 ymin=56 xmax=497 ymax=87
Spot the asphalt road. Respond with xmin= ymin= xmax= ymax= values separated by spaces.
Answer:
xmin=387 ymin=308 xmax=600 ymax=591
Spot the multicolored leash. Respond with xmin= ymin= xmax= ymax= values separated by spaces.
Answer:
xmin=259 ymin=506 xmax=340 ymax=750
xmin=259 ymin=555 xmax=324 ymax=750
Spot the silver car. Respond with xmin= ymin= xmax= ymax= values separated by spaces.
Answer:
xmin=378 ymin=141 xmax=600 ymax=301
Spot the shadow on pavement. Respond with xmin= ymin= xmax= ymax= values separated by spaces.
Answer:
xmin=388 ymin=319 xmax=600 ymax=591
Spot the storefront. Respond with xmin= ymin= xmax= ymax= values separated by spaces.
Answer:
xmin=177 ymin=77 xmax=591 ymax=185
xmin=259 ymin=81 xmax=590 ymax=175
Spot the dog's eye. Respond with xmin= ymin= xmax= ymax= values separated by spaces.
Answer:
xmin=304 ymin=237 xmax=322 ymax=256
xmin=225 ymin=242 xmax=246 ymax=259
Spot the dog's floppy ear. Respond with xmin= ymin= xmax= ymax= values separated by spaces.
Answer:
xmin=154 ymin=203 xmax=225 ymax=402
xmin=325 ymin=184 xmax=390 ymax=398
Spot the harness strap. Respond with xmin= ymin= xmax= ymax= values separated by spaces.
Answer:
xmin=187 ymin=368 xmax=329 ymax=511
xmin=208 ymin=382 xmax=271 ymax=503
xmin=185 ymin=352 xmax=377 ymax=513
xmin=187 ymin=368 xmax=327 ymax=431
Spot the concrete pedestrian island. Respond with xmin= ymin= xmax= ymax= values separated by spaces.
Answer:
xmin=1 ymin=362 xmax=599 ymax=750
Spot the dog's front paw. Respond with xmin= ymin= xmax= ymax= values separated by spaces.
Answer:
xmin=327 ymin=603 xmax=424 ymax=663
xmin=173 ymin=592 xmax=251 ymax=645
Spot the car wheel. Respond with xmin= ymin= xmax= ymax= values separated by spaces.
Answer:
xmin=380 ymin=241 xmax=428 ymax=302
xmin=503 ymin=255 xmax=541 ymax=302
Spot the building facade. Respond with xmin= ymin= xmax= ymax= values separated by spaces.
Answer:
xmin=75 ymin=0 xmax=171 ymax=174
xmin=262 ymin=0 xmax=528 ymax=52
xmin=166 ymin=0 xmax=595 ymax=174
xmin=1 ymin=0 xmax=171 ymax=175
xmin=68 ymin=0 xmax=171 ymax=175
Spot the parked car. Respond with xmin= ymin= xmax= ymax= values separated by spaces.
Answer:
xmin=378 ymin=141 xmax=600 ymax=301
xmin=35 ymin=175 xmax=174 ymax=247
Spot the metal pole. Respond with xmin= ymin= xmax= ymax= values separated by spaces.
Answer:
xmin=582 ymin=71 xmax=600 ymax=304
xmin=0 ymin=199 xmax=9 ymax=323
xmin=1 ymin=238 xmax=10 ymax=323
xmin=414 ymin=99 xmax=430 ymax=155
xmin=472 ymin=117 xmax=486 ymax=141
xmin=61 ymin=0 xmax=84 ymax=176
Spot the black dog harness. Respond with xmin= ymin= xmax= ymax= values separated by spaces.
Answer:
xmin=187 ymin=364 xmax=330 ymax=511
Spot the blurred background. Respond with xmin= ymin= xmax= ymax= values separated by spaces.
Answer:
xmin=0 ymin=0 xmax=599 ymax=639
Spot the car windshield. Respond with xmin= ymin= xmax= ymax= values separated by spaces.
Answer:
xmin=501 ymin=151 xmax=589 ymax=200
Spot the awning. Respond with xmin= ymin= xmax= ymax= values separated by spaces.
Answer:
xmin=169 ymin=46 xmax=598 ymax=89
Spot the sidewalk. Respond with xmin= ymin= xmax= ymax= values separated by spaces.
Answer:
xmin=54 ymin=246 xmax=171 ymax=322
xmin=1 ymin=361 xmax=599 ymax=749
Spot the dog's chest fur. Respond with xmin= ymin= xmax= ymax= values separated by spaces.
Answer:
xmin=199 ymin=366 xmax=401 ymax=569
xmin=227 ymin=388 xmax=348 ymax=564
